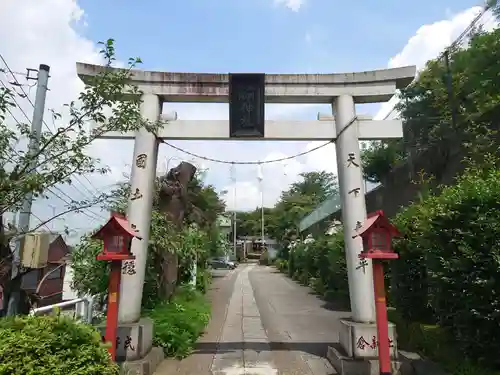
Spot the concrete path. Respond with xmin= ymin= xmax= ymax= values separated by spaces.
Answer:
xmin=154 ymin=264 xmax=349 ymax=375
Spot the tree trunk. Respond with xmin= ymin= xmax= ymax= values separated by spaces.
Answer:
xmin=162 ymin=252 xmax=178 ymax=300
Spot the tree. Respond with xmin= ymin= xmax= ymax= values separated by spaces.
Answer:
xmin=361 ymin=26 xmax=500 ymax=183
xmin=186 ymin=172 xmax=225 ymax=227
xmin=287 ymin=171 xmax=338 ymax=202
xmin=71 ymin=167 xmax=226 ymax=306
xmin=0 ymin=39 xmax=156 ymax=314
xmin=235 ymin=171 xmax=339 ymax=243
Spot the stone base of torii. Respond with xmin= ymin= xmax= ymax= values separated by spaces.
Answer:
xmin=76 ymin=63 xmax=416 ymax=374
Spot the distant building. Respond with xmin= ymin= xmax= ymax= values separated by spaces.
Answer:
xmin=21 ymin=233 xmax=70 ymax=307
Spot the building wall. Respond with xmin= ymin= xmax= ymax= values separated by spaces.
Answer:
xmin=21 ymin=234 xmax=69 ymax=307
xmin=62 ymin=262 xmax=79 ymax=300
xmin=364 ymin=148 xmax=465 ymax=218
xmin=323 ymin=148 xmax=466 ymax=224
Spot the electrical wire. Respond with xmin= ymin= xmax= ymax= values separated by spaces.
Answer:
xmin=0 ymin=53 xmax=99 ymax=197
xmin=0 ymin=61 xmax=108 ymax=225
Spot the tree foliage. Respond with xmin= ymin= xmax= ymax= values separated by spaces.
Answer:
xmin=0 ymin=39 xmax=155 ymax=312
xmin=71 ymin=171 xmax=227 ymax=308
xmin=362 ymin=27 xmax=500 ymax=183
xmin=235 ymin=171 xmax=338 ymax=243
xmin=0 ymin=39 xmax=151 ymax=225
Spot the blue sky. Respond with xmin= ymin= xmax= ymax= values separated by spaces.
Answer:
xmin=1 ymin=0 xmax=491 ymax=241
xmin=78 ymin=0 xmax=476 ymax=74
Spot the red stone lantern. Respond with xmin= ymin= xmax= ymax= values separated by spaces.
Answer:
xmin=93 ymin=212 xmax=141 ymax=361
xmin=94 ymin=213 xmax=139 ymax=261
xmin=356 ymin=210 xmax=400 ymax=261
xmin=355 ymin=210 xmax=400 ymax=375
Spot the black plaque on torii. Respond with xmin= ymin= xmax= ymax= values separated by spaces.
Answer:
xmin=229 ymin=73 xmax=265 ymax=138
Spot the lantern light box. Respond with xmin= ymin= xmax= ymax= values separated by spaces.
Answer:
xmin=355 ymin=210 xmax=401 ymax=260
xmin=93 ymin=213 xmax=141 ymax=261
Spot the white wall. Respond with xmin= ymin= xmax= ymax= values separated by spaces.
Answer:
xmin=62 ymin=262 xmax=79 ymax=300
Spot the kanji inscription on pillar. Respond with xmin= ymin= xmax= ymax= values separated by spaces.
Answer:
xmin=347 ymin=152 xmax=359 ymax=167
xmin=229 ymin=73 xmax=265 ymax=138
xmin=124 ymin=335 xmax=135 ymax=351
xmin=353 ymin=331 xmax=397 ymax=358
xmin=130 ymin=188 xmax=143 ymax=201
xmin=356 ymin=258 xmax=368 ymax=274
xmin=122 ymin=260 xmax=137 ymax=275
xmin=356 ymin=335 xmax=394 ymax=350
xmin=136 ymin=153 xmax=147 ymax=169
xmin=355 ymin=221 xmax=363 ymax=230
xmin=349 ymin=187 xmax=361 ymax=197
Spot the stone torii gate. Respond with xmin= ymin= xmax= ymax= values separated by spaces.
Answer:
xmin=77 ymin=63 xmax=415 ymax=370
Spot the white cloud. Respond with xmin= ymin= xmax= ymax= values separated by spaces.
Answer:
xmin=375 ymin=6 xmax=499 ymax=120
xmin=274 ymin=0 xmax=304 ymax=12
xmin=0 ymin=0 xmax=112 ymax=236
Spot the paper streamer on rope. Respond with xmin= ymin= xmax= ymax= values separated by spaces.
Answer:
xmin=257 ymin=163 xmax=263 ymax=182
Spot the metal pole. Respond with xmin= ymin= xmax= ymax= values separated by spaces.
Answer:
xmin=444 ymin=50 xmax=457 ymax=129
xmin=48 ymin=205 xmax=56 ymax=232
xmin=257 ymin=164 xmax=264 ymax=248
xmin=230 ymin=164 xmax=237 ymax=259
xmin=8 ymin=64 xmax=50 ymax=316
xmin=233 ymin=191 xmax=237 ymax=258
xmin=260 ymin=186 xmax=265 ymax=246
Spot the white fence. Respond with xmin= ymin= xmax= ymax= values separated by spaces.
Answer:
xmin=29 ymin=296 xmax=97 ymax=324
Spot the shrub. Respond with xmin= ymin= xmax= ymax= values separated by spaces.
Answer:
xmin=285 ymin=231 xmax=348 ymax=306
xmin=196 ymin=268 xmax=212 ymax=294
xmin=144 ymin=286 xmax=210 ymax=358
xmin=0 ymin=315 xmax=118 ymax=375
xmin=274 ymin=258 xmax=288 ymax=273
xmin=390 ymin=167 xmax=500 ymax=368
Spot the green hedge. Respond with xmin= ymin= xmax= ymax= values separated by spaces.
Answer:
xmin=286 ymin=231 xmax=349 ymax=306
xmin=278 ymin=167 xmax=500 ymax=372
xmin=144 ymin=286 xmax=210 ymax=358
xmin=0 ymin=315 xmax=118 ymax=375
xmin=391 ymin=167 xmax=500 ymax=369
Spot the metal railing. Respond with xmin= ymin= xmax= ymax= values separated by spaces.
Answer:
xmin=29 ymin=295 xmax=96 ymax=324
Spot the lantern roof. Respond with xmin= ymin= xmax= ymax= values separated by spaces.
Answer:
xmin=354 ymin=210 xmax=401 ymax=238
xmin=92 ymin=212 xmax=142 ymax=241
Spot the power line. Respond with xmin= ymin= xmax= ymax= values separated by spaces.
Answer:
xmin=0 ymin=53 xmax=98 ymax=197
xmin=382 ymin=4 xmax=491 ymax=121
xmin=0 ymin=83 xmax=107 ymax=223
xmin=48 ymin=186 xmax=107 ymax=221
xmin=0 ymin=58 xmax=109 ymax=226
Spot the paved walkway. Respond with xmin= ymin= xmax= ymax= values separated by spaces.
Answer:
xmin=154 ymin=264 xmax=349 ymax=375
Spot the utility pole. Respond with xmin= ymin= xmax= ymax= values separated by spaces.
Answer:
xmin=444 ymin=50 xmax=457 ymax=130
xmin=230 ymin=164 xmax=237 ymax=259
xmin=7 ymin=64 xmax=50 ymax=316
xmin=48 ymin=205 xmax=56 ymax=232
xmin=232 ymin=191 xmax=237 ymax=259
xmin=257 ymin=164 xmax=265 ymax=248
